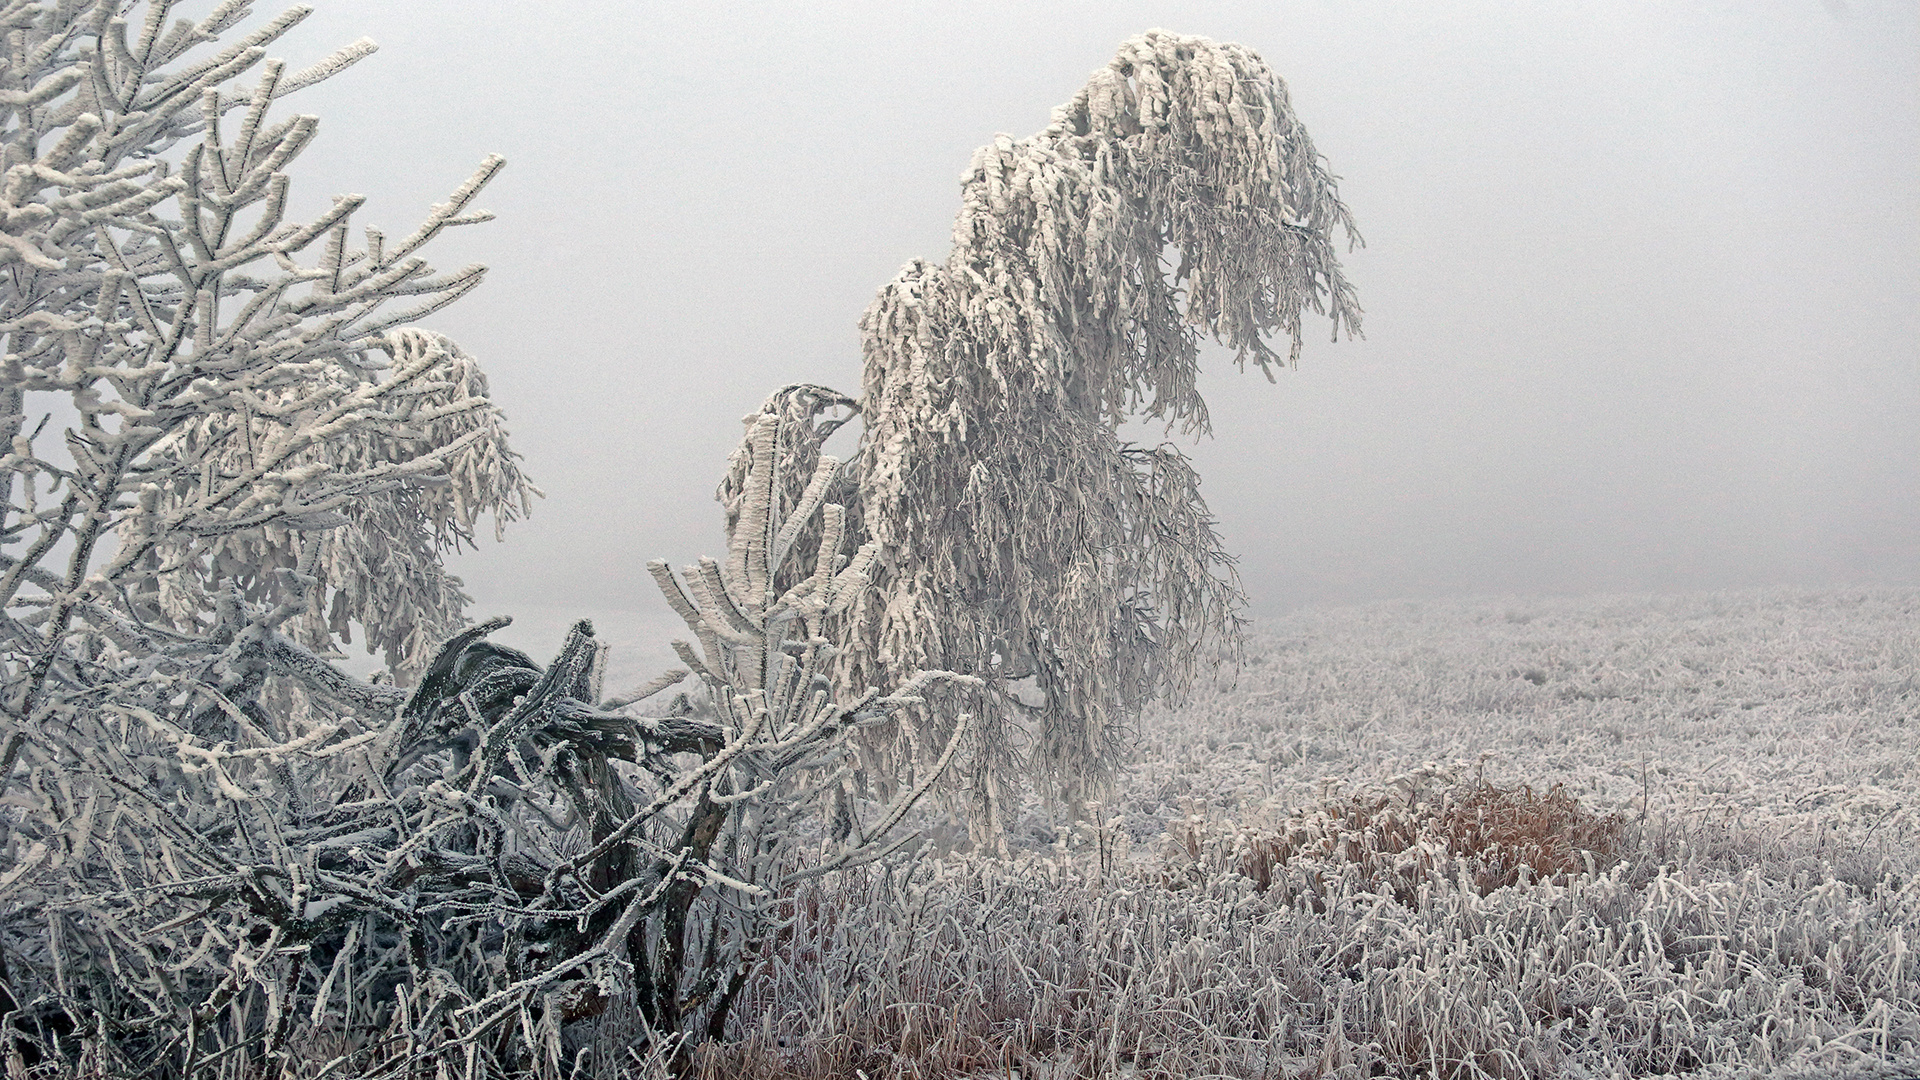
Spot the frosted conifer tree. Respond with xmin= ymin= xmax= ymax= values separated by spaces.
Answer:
xmin=836 ymin=31 xmax=1363 ymax=848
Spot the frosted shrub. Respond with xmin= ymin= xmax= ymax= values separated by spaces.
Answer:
xmin=624 ymin=388 xmax=976 ymax=1063
xmin=0 ymin=0 xmax=532 ymax=1073
xmin=0 ymin=385 xmax=971 ymax=1077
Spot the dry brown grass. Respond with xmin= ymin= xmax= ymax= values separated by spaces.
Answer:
xmin=1162 ymin=769 xmax=1633 ymax=908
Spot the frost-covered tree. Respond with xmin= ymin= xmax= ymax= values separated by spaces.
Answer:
xmin=825 ymin=31 xmax=1362 ymax=848
xmin=0 ymin=0 xmax=536 ymax=707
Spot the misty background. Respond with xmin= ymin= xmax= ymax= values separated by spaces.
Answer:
xmin=262 ymin=1 xmax=1917 ymax=671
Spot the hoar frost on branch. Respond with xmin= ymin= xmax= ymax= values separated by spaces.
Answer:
xmin=824 ymin=30 xmax=1363 ymax=848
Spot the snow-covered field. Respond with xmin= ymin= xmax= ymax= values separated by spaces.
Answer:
xmin=646 ymin=586 xmax=1920 ymax=1080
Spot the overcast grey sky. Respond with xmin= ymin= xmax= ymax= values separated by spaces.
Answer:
xmin=267 ymin=1 xmax=1917 ymax=638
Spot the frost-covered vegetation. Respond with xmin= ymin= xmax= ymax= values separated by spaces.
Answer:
xmin=666 ymin=588 xmax=1920 ymax=1080
xmin=1129 ymin=587 xmax=1919 ymax=861
xmin=0 ymin=3 xmax=967 ymax=1077
xmin=4 ymin=2 xmax=1913 ymax=1078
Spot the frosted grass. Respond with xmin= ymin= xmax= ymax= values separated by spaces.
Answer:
xmin=637 ymin=586 xmax=1920 ymax=1080
xmin=1122 ymin=586 xmax=1918 ymax=858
